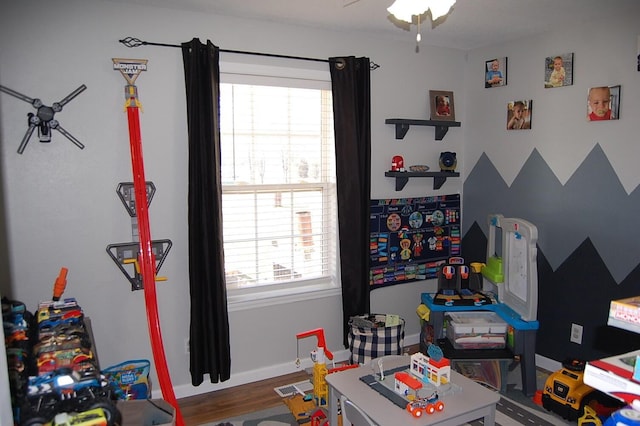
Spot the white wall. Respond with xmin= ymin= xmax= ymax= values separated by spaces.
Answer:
xmin=458 ymin=3 xmax=640 ymax=366
xmin=461 ymin=7 xmax=640 ymax=194
xmin=0 ymin=0 xmax=465 ymax=401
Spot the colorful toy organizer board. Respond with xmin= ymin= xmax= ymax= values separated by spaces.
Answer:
xmin=370 ymin=194 xmax=460 ymax=288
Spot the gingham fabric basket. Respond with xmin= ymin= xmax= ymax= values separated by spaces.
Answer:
xmin=348 ymin=314 xmax=405 ymax=365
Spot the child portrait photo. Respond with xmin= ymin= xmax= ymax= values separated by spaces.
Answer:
xmin=429 ymin=90 xmax=455 ymax=121
xmin=587 ymin=85 xmax=620 ymax=121
xmin=507 ymin=100 xmax=532 ymax=130
xmin=485 ymin=57 xmax=507 ymax=88
xmin=545 ymin=52 xmax=574 ymax=88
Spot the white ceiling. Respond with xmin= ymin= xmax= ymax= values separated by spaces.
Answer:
xmin=106 ymin=0 xmax=640 ymax=50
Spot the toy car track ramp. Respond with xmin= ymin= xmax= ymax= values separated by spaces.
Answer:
xmin=112 ymin=57 xmax=184 ymax=426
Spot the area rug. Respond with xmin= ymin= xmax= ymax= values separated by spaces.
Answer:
xmin=204 ymin=394 xmax=571 ymax=426
xmin=205 ymin=362 xmax=572 ymax=426
xmin=203 ymin=404 xmax=296 ymax=426
xmin=201 ymin=404 xmax=298 ymax=426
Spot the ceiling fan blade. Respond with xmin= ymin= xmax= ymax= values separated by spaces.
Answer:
xmin=343 ymin=0 xmax=362 ymax=7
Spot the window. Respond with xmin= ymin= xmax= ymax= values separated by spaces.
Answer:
xmin=219 ymin=63 xmax=339 ymax=308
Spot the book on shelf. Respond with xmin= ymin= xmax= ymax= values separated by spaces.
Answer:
xmin=608 ymin=296 xmax=640 ymax=333
xmin=584 ymin=348 xmax=640 ymax=405
xmin=450 ymin=359 xmax=503 ymax=392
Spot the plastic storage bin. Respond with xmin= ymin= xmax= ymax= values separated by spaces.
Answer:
xmin=445 ymin=311 xmax=507 ymax=349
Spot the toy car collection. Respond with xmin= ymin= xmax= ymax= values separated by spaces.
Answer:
xmin=2 ymin=296 xmax=121 ymax=426
xmin=3 ymin=298 xmax=35 ymax=418
xmin=19 ymin=368 xmax=120 ymax=426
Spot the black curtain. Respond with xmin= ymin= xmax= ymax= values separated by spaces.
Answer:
xmin=181 ymin=38 xmax=231 ymax=385
xmin=329 ymin=57 xmax=372 ymax=347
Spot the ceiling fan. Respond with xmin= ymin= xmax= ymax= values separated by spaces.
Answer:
xmin=342 ymin=0 xmax=456 ymax=48
xmin=344 ymin=0 xmax=456 ymax=22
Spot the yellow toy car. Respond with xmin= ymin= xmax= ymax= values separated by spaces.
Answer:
xmin=542 ymin=359 xmax=623 ymax=421
xmin=52 ymin=408 xmax=108 ymax=426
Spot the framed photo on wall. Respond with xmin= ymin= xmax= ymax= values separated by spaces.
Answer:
xmin=485 ymin=57 xmax=507 ymax=88
xmin=587 ymin=85 xmax=620 ymax=121
xmin=429 ymin=90 xmax=455 ymax=121
xmin=545 ymin=52 xmax=574 ymax=88
xmin=507 ymin=100 xmax=532 ymax=130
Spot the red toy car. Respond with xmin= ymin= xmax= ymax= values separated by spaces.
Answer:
xmin=406 ymin=391 xmax=445 ymax=418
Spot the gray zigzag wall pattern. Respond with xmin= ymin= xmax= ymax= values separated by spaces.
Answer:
xmin=462 ymin=144 xmax=640 ymax=360
xmin=463 ymin=144 xmax=639 ymax=283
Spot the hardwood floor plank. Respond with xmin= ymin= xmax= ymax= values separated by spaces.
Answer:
xmin=178 ymin=345 xmax=419 ymax=425
xmin=178 ymin=370 xmax=310 ymax=425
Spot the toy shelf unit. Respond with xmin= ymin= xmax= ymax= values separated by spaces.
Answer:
xmin=385 ymin=118 xmax=461 ymax=141
xmin=583 ymin=349 xmax=640 ymax=410
xmin=384 ymin=170 xmax=459 ymax=191
xmin=421 ymin=293 xmax=539 ymax=396
xmin=607 ymin=296 xmax=640 ymax=334
xmin=583 ymin=296 xmax=640 ymax=407
xmin=384 ymin=117 xmax=461 ymax=191
xmin=420 ymin=214 xmax=540 ymax=396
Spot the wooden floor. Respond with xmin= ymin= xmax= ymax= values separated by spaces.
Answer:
xmin=178 ymin=344 xmax=420 ymax=425
xmin=178 ymin=369 xmax=311 ymax=425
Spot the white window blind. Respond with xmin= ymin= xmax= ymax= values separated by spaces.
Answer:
xmin=219 ymin=67 xmax=338 ymax=304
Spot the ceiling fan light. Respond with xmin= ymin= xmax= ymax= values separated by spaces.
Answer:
xmin=387 ymin=0 xmax=456 ymax=23
xmin=429 ymin=0 xmax=456 ymax=20
xmin=387 ymin=0 xmax=430 ymax=23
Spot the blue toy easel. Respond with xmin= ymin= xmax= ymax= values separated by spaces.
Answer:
xmin=421 ymin=214 xmax=540 ymax=396
xmin=483 ymin=214 xmax=538 ymax=322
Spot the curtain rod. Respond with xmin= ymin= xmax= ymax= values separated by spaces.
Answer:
xmin=119 ymin=37 xmax=380 ymax=70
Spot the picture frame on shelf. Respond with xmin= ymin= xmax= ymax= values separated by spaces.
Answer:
xmin=429 ymin=90 xmax=455 ymax=121
xmin=544 ymin=52 xmax=574 ymax=88
xmin=587 ymin=85 xmax=620 ymax=121
xmin=485 ymin=57 xmax=507 ymax=88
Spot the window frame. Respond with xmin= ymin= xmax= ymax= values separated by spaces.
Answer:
xmin=219 ymin=59 xmax=341 ymax=312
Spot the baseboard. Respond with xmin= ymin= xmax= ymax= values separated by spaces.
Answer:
xmin=173 ymin=333 xmax=420 ymax=399
xmin=173 ymin=332 xmax=558 ymax=399
xmin=403 ymin=332 xmax=420 ymax=348
xmin=534 ymin=354 xmax=562 ymax=373
xmin=172 ymin=347 xmax=354 ymax=399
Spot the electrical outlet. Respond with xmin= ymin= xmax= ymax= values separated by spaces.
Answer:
xmin=184 ymin=338 xmax=190 ymax=354
xmin=570 ymin=323 xmax=583 ymax=344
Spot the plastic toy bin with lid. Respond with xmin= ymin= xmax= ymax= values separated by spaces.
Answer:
xmin=445 ymin=311 xmax=507 ymax=350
